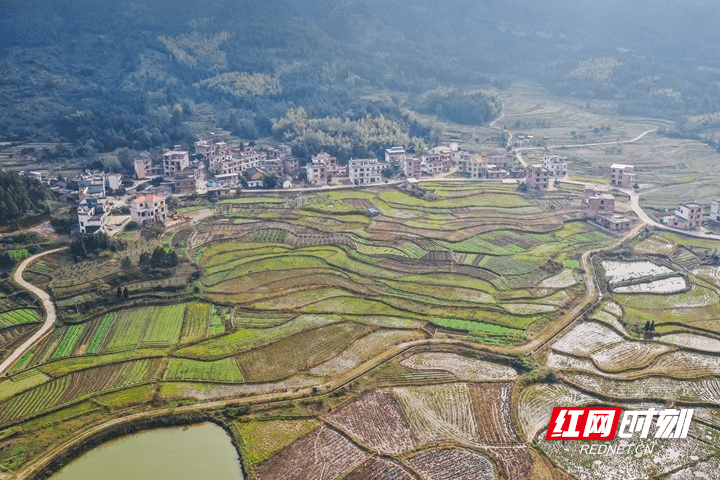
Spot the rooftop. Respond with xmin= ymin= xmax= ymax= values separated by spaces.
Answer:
xmin=133 ymin=195 xmax=165 ymax=203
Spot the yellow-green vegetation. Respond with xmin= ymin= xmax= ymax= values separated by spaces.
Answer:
xmin=0 ymin=309 xmax=41 ymax=329
xmin=235 ymin=419 xmax=320 ymax=464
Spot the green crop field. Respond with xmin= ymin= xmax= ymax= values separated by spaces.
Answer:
xmin=0 ymin=309 xmax=41 ymax=329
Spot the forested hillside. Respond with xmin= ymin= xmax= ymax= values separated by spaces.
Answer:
xmin=2 ymin=0 xmax=720 ymax=154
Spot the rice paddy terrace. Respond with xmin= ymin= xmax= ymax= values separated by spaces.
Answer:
xmin=2 ymin=182 xmax=720 ymax=479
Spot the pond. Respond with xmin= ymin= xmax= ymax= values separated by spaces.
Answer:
xmin=48 ymin=422 xmax=244 ymax=480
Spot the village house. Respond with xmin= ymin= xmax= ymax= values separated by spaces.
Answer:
xmin=162 ymin=146 xmax=190 ymax=176
xmin=457 ymin=155 xmax=484 ymax=178
xmin=710 ymin=198 xmax=720 ymax=222
xmin=283 ymin=156 xmax=300 ymax=177
xmin=130 ymin=195 xmax=166 ymax=226
xmin=663 ymin=203 xmax=704 ymax=230
xmin=584 ymin=189 xmax=615 ymax=218
xmin=421 ymin=146 xmax=455 ymax=175
xmin=172 ymin=169 xmax=199 ymax=195
xmin=610 ymin=164 xmax=635 ymax=188
xmin=542 ymin=155 xmax=568 ymax=177
xmin=265 ymin=144 xmax=293 ymax=159
xmin=525 ymin=164 xmax=550 ymax=191
xmin=385 ymin=146 xmax=407 ymax=166
xmin=403 ymin=156 xmax=422 ymax=179
xmin=597 ymin=214 xmax=633 ymax=232
xmin=77 ymin=197 xmax=109 ymax=234
xmin=403 ymin=178 xmax=420 ymax=191
xmin=214 ymin=172 xmax=239 ymax=188
xmin=304 ymin=153 xmax=330 ymax=186
xmin=194 ymin=140 xmax=217 ymax=158
xmin=133 ymin=153 xmax=162 ymax=179
xmin=243 ymin=167 xmax=265 ymax=188
xmin=349 ymin=158 xmax=382 ymax=185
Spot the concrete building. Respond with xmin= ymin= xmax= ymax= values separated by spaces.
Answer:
xmin=194 ymin=140 xmax=216 ymax=158
xmin=130 ymin=195 xmax=166 ymax=225
xmin=542 ymin=155 xmax=568 ymax=177
xmin=77 ymin=197 xmax=109 ymax=234
xmin=710 ymin=199 xmax=720 ymax=222
xmin=663 ymin=203 xmax=704 ymax=230
xmin=349 ymin=158 xmax=382 ymax=185
xmin=457 ymin=155 xmax=486 ymax=179
xmin=172 ymin=169 xmax=199 ymax=195
xmin=134 ymin=154 xmax=152 ymax=179
xmin=214 ymin=172 xmax=239 ymax=188
xmin=283 ymin=156 xmax=300 ymax=177
xmin=586 ymin=193 xmax=615 ymax=218
xmin=610 ymin=164 xmax=635 ymax=188
xmin=403 ymin=156 xmax=422 ymax=179
xmin=162 ymin=146 xmax=189 ymax=176
xmin=597 ymin=214 xmax=633 ymax=232
xmin=403 ymin=178 xmax=420 ymax=191
xmin=385 ymin=147 xmax=406 ymax=166
xmin=526 ymin=164 xmax=550 ymax=191
xmin=421 ymin=146 xmax=454 ymax=175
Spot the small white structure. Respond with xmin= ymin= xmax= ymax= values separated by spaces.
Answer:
xmin=130 ymin=195 xmax=166 ymax=225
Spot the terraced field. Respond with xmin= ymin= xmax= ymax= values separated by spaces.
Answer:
xmin=0 ymin=184 xmax=650 ymax=478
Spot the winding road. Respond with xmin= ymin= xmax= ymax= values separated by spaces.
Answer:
xmin=0 ymin=247 xmax=66 ymax=376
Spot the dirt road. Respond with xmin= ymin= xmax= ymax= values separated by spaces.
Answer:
xmin=0 ymin=247 xmax=66 ymax=376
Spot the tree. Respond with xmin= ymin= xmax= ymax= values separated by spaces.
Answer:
xmin=123 ymin=287 xmax=129 ymax=299
xmin=0 ymin=252 xmax=15 ymax=271
xmin=120 ymin=256 xmax=133 ymax=273
xmin=262 ymin=173 xmax=279 ymax=189
xmin=116 ymin=286 xmax=122 ymax=298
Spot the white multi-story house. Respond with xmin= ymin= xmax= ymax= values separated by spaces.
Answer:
xmin=162 ymin=146 xmax=189 ymax=176
xmin=542 ymin=155 xmax=568 ymax=177
xmin=349 ymin=158 xmax=382 ymax=185
xmin=130 ymin=195 xmax=167 ymax=225
xmin=385 ymin=147 xmax=406 ymax=166
xmin=77 ymin=197 xmax=109 ymax=234
xmin=457 ymin=155 xmax=488 ymax=179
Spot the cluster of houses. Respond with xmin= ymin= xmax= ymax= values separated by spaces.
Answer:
xmin=54 ymin=170 xmax=166 ymax=235
xmin=29 ymin=130 xmax=719 ymax=237
xmin=389 ymin=144 xmax=523 ymax=181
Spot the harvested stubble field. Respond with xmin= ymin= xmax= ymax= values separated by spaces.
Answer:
xmin=408 ymin=447 xmax=495 ymax=480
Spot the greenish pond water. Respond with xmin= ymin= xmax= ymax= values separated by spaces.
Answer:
xmin=48 ymin=422 xmax=244 ymax=480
